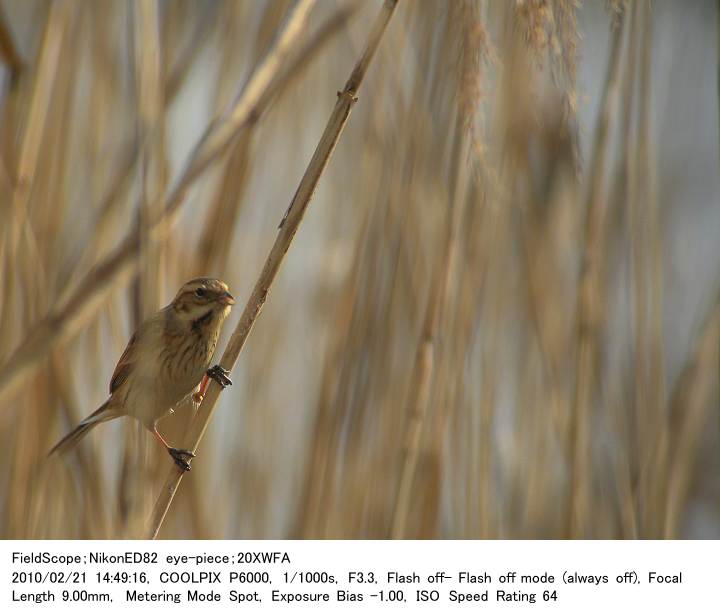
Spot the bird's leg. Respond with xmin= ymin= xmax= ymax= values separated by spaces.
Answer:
xmin=192 ymin=374 xmax=210 ymax=404
xmin=153 ymin=427 xmax=195 ymax=472
xmin=206 ymin=364 xmax=232 ymax=389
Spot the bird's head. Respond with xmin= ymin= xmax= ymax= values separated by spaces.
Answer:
xmin=171 ymin=277 xmax=235 ymax=325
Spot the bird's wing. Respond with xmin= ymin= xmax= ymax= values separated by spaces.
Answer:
xmin=110 ymin=331 xmax=137 ymax=394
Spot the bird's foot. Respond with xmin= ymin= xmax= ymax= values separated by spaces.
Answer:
xmin=206 ymin=364 xmax=232 ymax=389
xmin=167 ymin=447 xmax=195 ymax=472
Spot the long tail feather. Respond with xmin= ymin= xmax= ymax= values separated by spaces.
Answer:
xmin=48 ymin=400 xmax=118 ymax=456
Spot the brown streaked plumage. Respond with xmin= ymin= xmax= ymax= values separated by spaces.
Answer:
xmin=49 ymin=277 xmax=235 ymax=471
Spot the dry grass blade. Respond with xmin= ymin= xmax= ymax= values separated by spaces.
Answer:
xmin=147 ymin=0 xmax=400 ymax=540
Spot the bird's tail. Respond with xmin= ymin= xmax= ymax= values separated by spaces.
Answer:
xmin=48 ymin=400 xmax=118 ymax=456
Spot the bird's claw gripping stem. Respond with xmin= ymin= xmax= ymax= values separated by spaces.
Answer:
xmin=206 ymin=364 xmax=232 ymax=389
xmin=167 ymin=447 xmax=195 ymax=472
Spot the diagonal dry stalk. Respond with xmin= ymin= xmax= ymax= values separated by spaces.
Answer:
xmin=0 ymin=0 xmax=316 ymax=409
xmin=147 ymin=0 xmax=400 ymax=540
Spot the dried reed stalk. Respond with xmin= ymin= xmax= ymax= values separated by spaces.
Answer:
xmin=619 ymin=1 xmax=641 ymax=537
xmin=632 ymin=0 xmax=665 ymax=537
xmin=147 ymin=0 xmax=400 ymax=540
xmin=134 ymin=0 xmax=166 ymax=318
xmin=567 ymin=12 xmax=625 ymax=538
xmin=6 ymin=2 xmax=71 ymax=322
xmin=662 ymin=297 xmax=720 ymax=537
xmin=390 ymin=113 xmax=470 ymax=539
xmin=0 ymin=0 xmax=316 ymax=408
xmin=120 ymin=0 xmax=168 ymax=537
xmin=0 ymin=3 xmax=22 ymax=80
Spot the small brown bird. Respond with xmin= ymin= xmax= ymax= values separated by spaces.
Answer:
xmin=49 ymin=277 xmax=235 ymax=471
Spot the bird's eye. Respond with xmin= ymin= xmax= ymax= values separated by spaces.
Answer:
xmin=195 ymin=288 xmax=206 ymax=298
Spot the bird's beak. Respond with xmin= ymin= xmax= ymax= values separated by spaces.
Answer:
xmin=219 ymin=291 xmax=235 ymax=306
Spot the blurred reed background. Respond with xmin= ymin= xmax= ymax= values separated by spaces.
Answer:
xmin=0 ymin=0 xmax=718 ymax=539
